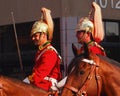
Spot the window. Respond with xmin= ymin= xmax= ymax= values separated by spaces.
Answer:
xmin=102 ymin=20 xmax=120 ymax=62
xmin=104 ymin=21 xmax=119 ymax=42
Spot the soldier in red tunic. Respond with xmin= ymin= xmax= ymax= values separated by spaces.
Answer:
xmin=74 ymin=2 xmax=106 ymax=56
xmin=75 ymin=17 xmax=106 ymax=56
xmin=28 ymin=8 xmax=62 ymax=91
xmin=56 ymin=2 xmax=106 ymax=90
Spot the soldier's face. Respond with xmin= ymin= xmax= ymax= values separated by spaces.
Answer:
xmin=31 ymin=32 xmax=44 ymax=46
xmin=76 ymin=31 xmax=86 ymax=43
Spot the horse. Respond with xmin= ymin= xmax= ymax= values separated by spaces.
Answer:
xmin=0 ymin=75 xmax=58 ymax=96
xmin=61 ymin=52 xmax=120 ymax=96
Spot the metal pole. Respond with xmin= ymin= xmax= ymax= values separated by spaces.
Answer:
xmin=65 ymin=17 xmax=68 ymax=76
xmin=11 ymin=12 xmax=23 ymax=72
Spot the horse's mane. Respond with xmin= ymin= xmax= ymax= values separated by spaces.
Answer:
xmin=68 ymin=43 xmax=89 ymax=74
xmin=68 ymin=53 xmax=85 ymax=74
xmin=97 ymin=54 xmax=120 ymax=67
xmin=68 ymin=53 xmax=120 ymax=74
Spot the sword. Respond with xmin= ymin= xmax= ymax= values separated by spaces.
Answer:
xmin=11 ymin=12 xmax=25 ymax=78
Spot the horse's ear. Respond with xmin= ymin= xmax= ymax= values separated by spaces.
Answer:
xmin=72 ymin=43 xmax=90 ymax=58
xmin=83 ymin=43 xmax=90 ymax=59
xmin=89 ymin=52 xmax=94 ymax=59
xmin=89 ymin=52 xmax=100 ymax=65
xmin=72 ymin=43 xmax=78 ymax=57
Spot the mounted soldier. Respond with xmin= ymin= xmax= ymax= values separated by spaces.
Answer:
xmin=24 ymin=7 xmax=62 ymax=92
xmin=73 ymin=2 xmax=106 ymax=56
xmin=56 ymin=2 xmax=106 ymax=90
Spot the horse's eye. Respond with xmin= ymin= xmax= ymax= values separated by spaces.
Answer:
xmin=80 ymin=70 xmax=85 ymax=75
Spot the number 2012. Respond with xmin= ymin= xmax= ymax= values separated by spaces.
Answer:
xmin=94 ymin=0 xmax=120 ymax=9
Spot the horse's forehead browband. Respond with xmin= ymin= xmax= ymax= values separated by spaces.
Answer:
xmin=82 ymin=59 xmax=96 ymax=65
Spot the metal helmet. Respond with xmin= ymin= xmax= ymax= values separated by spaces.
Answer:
xmin=31 ymin=21 xmax=48 ymax=36
xmin=76 ymin=17 xmax=94 ymax=33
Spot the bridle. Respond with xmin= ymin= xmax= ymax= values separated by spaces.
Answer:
xmin=46 ymin=91 xmax=59 ymax=96
xmin=64 ymin=58 xmax=102 ymax=96
xmin=64 ymin=58 xmax=101 ymax=96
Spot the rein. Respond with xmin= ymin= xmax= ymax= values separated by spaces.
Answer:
xmin=64 ymin=58 xmax=101 ymax=96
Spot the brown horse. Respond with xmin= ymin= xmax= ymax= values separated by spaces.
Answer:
xmin=0 ymin=75 xmax=58 ymax=96
xmin=61 ymin=53 xmax=120 ymax=96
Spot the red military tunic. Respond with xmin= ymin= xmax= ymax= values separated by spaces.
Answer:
xmin=81 ymin=41 xmax=106 ymax=56
xmin=29 ymin=42 xmax=62 ymax=91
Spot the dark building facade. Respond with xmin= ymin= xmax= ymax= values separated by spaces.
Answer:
xmin=0 ymin=0 xmax=120 ymax=78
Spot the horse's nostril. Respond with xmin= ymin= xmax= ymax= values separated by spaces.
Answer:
xmin=80 ymin=70 xmax=85 ymax=75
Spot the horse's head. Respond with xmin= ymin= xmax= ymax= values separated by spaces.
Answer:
xmin=62 ymin=43 xmax=120 ymax=96
xmin=61 ymin=53 xmax=101 ymax=96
